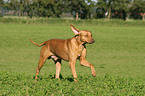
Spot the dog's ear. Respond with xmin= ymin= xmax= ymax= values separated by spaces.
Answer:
xmin=70 ymin=24 xmax=80 ymax=35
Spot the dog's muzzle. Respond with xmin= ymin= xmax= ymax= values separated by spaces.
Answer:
xmin=88 ymin=39 xmax=95 ymax=44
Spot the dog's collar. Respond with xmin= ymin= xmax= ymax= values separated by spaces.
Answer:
xmin=75 ymin=35 xmax=79 ymax=37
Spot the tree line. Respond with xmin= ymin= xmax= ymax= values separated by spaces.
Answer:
xmin=0 ymin=0 xmax=145 ymax=20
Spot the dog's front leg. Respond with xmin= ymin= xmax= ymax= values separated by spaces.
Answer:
xmin=69 ymin=59 xmax=77 ymax=81
xmin=80 ymin=58 xmax=96 ymax=77
xmin=79 ymin=48 xmax=96 ymax=77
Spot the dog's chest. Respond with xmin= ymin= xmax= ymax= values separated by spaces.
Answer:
xmin=77 ymin=45 xmax=84 ymax=57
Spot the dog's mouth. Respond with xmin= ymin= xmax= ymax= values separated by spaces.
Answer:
xmin=87 ymin=39 xmax=95 ymax=44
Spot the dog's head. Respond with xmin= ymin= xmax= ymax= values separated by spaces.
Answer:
xmin=71 ymin=24 xmax=95 ymax=44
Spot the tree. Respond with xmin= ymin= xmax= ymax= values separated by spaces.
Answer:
xmin=113 ymin=0 xmax=130 ymax=20
xmin=96 ymin=0 xmax=130 ymax=20
xmin=95 ymin=0 xmax=107 ymax=19
xmin=81 ymin=0 xmax=95 ymax=19
xmin=0 ymin=0 xmax=4 ymax=6
xmin=7 ymin=0 xmax=19 ymax=15
xmin=130 ymin=0 xmax=145 ymax=20
xmin=4 ymin=0 xmax=65 ymax=18
xmin=25 ymin=0 xmax=34 ymax=18
xmin=96 ymin=0 xmax=117 ymax=20
xmin=0 ymin=0 xmax=4 ymax=16
xmin=32 ymin=0 xmax=65 ymax=18
xmin=66 ymin=0 xmax=94 ymax=20
xmin=67 ymin=0 xmax=83 ymax=20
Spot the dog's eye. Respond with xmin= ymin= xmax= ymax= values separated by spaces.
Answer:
xmin=83 ymin=35 xmax=88 ymax=37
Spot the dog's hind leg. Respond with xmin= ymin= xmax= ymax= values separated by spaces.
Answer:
xmin=35 ymin=46 xmax=51 ymax=79
xmin=55 ymin=59 xmax=61 ymax=79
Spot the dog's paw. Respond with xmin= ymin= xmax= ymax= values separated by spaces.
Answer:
xmin=92 ymin=73 xmax=96 ymax=77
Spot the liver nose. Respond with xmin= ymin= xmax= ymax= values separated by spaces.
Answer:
xmin=92 ymin=39 xmax=95 ymax=43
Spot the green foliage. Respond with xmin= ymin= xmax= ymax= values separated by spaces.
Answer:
xmin=66 ymin=0 xmax=95 ymax=20
xmin=0 ymin=0 xmax=4 ymax=6
xmin=130 ymin=0 xmax=145 ymax=20
xmin=0 ymin=72 xmax=144 ymax=95
xmin=3 ymin=0 xmax=65 ymax=18
xmin=32 ymin=0 xmax=65 ymax=18
xmin=1 ymin=0 xmax=145 ymax=20
xmin=96 ymin=0 xmax=130 ymax=20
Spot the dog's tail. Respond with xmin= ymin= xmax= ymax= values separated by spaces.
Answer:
xmin=30 ymin=39 xmax=47 ymax=47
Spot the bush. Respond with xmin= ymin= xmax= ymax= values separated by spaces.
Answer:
xmin=0 ymin=17 xmax=145 ymax=26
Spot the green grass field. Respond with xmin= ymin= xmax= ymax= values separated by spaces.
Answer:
xmin=0 ymin=23 xmax=145 ymax=95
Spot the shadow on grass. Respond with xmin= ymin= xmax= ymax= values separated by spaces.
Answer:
xmin=33 ymin=74 xmax=75 ymax=82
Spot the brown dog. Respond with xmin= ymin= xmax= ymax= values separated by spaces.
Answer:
xmin=30 ymin=24 xmax=96 ymax=81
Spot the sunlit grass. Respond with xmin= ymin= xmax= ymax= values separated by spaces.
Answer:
xmin=0 ymin=23 xmax=145 ymax=95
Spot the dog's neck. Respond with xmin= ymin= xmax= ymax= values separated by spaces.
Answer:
xmin=75 ymin=35 xmax=86 ymax=46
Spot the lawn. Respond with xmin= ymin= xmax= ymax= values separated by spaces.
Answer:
xmin=0 ymin=23 xmax=145 ymax=95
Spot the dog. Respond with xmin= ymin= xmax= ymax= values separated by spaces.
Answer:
xmin=30 ymin=24 xmax=96 ymax=81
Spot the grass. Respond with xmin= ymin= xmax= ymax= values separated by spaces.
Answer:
xmin=0 ymin=22 xmax=145 ymax=95
xmin=0 ymin=72 xmax=144 ymax=96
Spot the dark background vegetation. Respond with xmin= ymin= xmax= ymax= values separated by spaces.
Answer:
xmin=0 ymin=0 xmax=145 ymax=20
